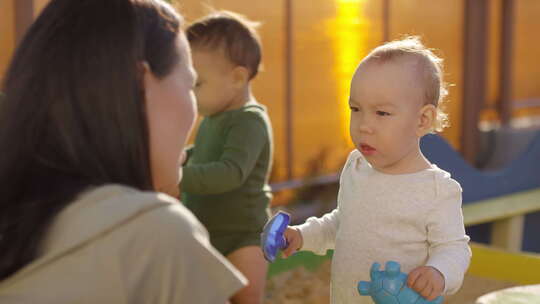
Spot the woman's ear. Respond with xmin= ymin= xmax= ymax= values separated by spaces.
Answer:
xmin=140 ymin=61 xmax=153 ymax=88
xmin=417 ymin=104 xmax=436 ymax=137
xmin=141 ymin=61 xmax=160 ymax=108
xmin=231 ymin=66 xmax=250 ymax=89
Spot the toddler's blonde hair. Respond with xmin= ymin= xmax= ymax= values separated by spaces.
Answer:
xmin=364 ymin=36 xmax=449 ymax=132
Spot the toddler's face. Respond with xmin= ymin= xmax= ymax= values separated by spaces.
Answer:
xmin=191 ymin=48 xmax=238 ymax=116
xmin=349 ymin=57 xmax=427 ymax=174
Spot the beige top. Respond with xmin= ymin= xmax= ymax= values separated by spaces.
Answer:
xmin=0 ymin=185 xmax=247 ymax=303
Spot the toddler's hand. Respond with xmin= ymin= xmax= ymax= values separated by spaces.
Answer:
xmin=282 ymin=226 xmax=303 ymax=258
xmin=407 ymin=266 xmax=445 ymax=301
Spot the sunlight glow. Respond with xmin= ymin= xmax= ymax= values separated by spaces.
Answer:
xmin=326 ymin=0 xmax=371 ymax=147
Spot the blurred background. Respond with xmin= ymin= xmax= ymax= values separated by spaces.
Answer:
xmin=2 ymin=0 xmax=540 ymax=181
xmin=2 ymin=1 xmax=540 ymax=303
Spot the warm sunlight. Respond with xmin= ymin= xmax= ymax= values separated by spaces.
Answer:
xmin=326 ymin=0 xmax=371 ymax=147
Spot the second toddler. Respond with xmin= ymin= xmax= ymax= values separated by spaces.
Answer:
xmin=180 ymin=11 xmax=273 ymax=304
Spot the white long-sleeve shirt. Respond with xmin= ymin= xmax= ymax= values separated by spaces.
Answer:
xmin=295 ymin=150 xmax=471 ymax=304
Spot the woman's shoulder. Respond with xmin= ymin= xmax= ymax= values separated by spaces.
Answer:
xmin=3 ymin=185 xmax=205 ymax=284
xmin=66 ymin=184 xmax=181 ymax=227
xmin=43 ymin=185 xmax=204 ymax=257
xmin=81 ymin=184 xmax=204 ymax=233
xmin=2 ymin=185 xmax=246 ymax=303
xmin=97 ymin=186 xmax=247 ymax=302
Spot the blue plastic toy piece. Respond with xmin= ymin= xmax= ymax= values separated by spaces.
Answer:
xmin=358 ymin=261 xmax=443 ymax=304
xmin=261 ymin=211 xmax=290 ymax=262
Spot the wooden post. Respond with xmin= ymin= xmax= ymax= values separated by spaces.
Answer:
xmin=498 ymin=0 xmax=515 ymax=126
xmin=492 ymin=215 xmax=524 ymax=252
xmin=461 ymin=0 xmax=489 ymax=164
xmin=14 ymin=0 xmax=34 ymax=46
xmin=382 ymin=0 xmax=390 ymax=42
xmin=284 ymin=0 xmax=294 ymax=180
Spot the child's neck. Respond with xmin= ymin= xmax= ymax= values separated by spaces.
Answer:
xmin=373 ymin=148 xmax=432 ymax=175
xmin=224 ymin=85 xmax=254 ymax=112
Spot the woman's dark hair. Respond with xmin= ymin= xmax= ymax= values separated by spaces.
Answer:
xmin=0 ymin=0 xmax=182 ymax=280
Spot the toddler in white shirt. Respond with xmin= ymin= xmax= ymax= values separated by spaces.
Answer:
xmin=282 ymin=37 xmax=471 ymax=304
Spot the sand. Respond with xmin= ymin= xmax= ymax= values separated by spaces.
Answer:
xmin=265 ymin=260 xmax=517 ymax=304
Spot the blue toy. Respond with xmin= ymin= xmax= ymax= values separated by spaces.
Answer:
xmin=261 ymin=211 xmax=290 ymax=262
xmin=358 ymin=261 xmax=443 ymax=304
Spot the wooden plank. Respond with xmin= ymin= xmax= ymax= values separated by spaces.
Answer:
xmin=468 ymin=243 xmax=540 ymax=285
xmin=463 ymin=188 xmax=540 ymax=226
xmin=491 ymin=215 xmax=524 ymax=252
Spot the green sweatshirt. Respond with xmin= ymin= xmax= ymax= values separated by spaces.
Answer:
xmin=180 ymin=101 xmax=273 ymax=234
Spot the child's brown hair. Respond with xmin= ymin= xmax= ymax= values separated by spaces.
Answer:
xmin=186 ymin=11 xmax=262 ymax=80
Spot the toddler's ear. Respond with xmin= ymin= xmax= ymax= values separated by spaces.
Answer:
xmin=417 ymin=104 xmax=436 ymax=137
xmin=231 ymin=66 xmax=250 ymax=89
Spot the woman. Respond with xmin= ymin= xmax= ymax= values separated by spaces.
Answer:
xmin=0 ymin=0 xmax=246 ymax=303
